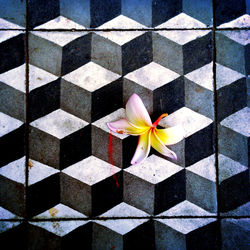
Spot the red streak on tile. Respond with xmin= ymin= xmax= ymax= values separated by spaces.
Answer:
xmin=108 ymin=131 xmax=119 ymax=188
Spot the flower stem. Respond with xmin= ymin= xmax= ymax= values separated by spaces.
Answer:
xmin=108 ymin=131 xmax=119 ymax=188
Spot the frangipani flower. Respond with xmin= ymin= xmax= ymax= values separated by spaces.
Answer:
xmin=107 ymin=94 xmax=184 ymax=165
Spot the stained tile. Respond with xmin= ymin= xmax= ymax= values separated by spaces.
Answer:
xmin=33 ymin=203 xmax=87 ymax=219
xmin=27 ymin=158 xmax=60 ymax=218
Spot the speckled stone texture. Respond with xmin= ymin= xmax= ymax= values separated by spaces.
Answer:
xmin=0 ymin=0 xmax=249 ymax=249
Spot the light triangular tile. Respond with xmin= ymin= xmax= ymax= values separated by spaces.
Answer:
xmin=28 ymin=159 xmax=59 ymax=185
xmin=216 ymin=63 xmax=244 ymax=89
xmin=34 ymin=16 xmax=86 ymax=29
xmin=185 ymin=62 xmax=213 ymax=91
xmin=0 ymin=157 xmax=25 ymax=184
xmin=157 ymin=200 xmax=215 ymax=216
xmin=33 ymin=203 xmax=86 ymax=219
xmin=218 ymin=14 xmax=250 ymax=28
xmin=156 ymin=13 xmax=206 ymax=29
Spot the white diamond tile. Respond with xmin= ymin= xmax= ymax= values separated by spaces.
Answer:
xmin=156 ymin=30 xmax=210 ymax=45
xmin=0 ymin=112 xmax=23 ymax=137
xmin=156 ymin=13 xmax=206 ymax=29
xmin=30 ymin=109 xmax=88 ymax=139
xmin=34 ymin=16 xmax=86 ymax=30
xmin=29 ymin=65 xmax=58 ymax=91
xmin=219 ymin=30 xmax=250 ymax=46
xmin=125 ymin=155 xmax=183 ymax=184
xmin=0 ymin=157 xmax=25 ymax=184
xmin=0 ymin=30 xmax=23 ymax=43
xmin=98 ymin=15 xmax=146 ymax=29
xmin=159 ymin=107 xmax=213 ymax=138
xmin=216 ymin=63 xmax=245 ymax=89
xmin=92 ymin=108 xmax=129 ymax=140
xmin=62 ymin=62 xmax=121 ymax=92
xmin=220 ymin=107 xmax=250 ymax=137
xmin=185 ymin=62 xmax=213 ymax=91
xmin=0 ymin=207 xmax=22 ymax=219
xmin=0 ymin=222 xmax=21 ymax=233
xmin=62 ymin=156 xmax=121 ymax=186
xmin=100 ymin=202 xmax=149 ymax=217
xmin=29 ymin=221 xmax=88 ymax=237
xmin=31 ymin=31 xmax=86 ymax=47
xmin=124 ymin=62 xmax=180 ymax=90
xmin=96 ymin=30 xmax=146 ymax=46
xmin=218 ymin=154 xmax=248 ymax=183
xmin=187 ymin=155 xmax=216 ymax=182
xmin=157 ymin=200 xmax=215 ymax=216
xmin=0 ymin=64 xmax=58 ymax=93
xmin=218 ymin=14 xmax=250 ymax=29
xmin=0 ymin=18 xmax=24 ymax=29
xmin=95 ymin=219 xmax=149 ymax=235
xmin=155 ymin=218 xmax=216 ymax=234
xmin=33 ymin=203 xmax=86 ymax=219
xmin=0 ymin=64 xmax=25 ymax=93
xmin=28 ymin=159 xmax=59 ymax=185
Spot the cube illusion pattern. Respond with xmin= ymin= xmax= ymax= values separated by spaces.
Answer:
xmin=0 ymin=0 xmax=249 ymax=249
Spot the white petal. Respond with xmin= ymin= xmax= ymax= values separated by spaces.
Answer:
xmin=155 ymin=124 xmax=184 ymax=145
xmin=131 ymin=130 xmax=151 ymax=165
xmin=126 ymin=93 xmax=152 ymax=127
xmin=151 ymin=129 xmax=177 ymax=160
xmin=107 ymin=119 xmax=148 ymax=135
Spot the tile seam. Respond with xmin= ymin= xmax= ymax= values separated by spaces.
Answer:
xmin=212 ymin=1 xmax=222 ymax=249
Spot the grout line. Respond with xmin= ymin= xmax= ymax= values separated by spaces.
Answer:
xmin=0 ymin=219 xmax=25 ymax=221
xmin=212 ymin=0 xmax=222 ymax=248
xmin=25 ymin=215 xmax=220 ymax=222
xmin=25 ymin=0 xmax=29 ymax=248
xmin=215 ymin=27 xmax=250 ymax=30
xmin=0 ymin=28 xmax=26 ymax=31
xmin=0 ymin=214 xmax=249 ymax=222
xmin=24 ymin=1 xmax=29 ymax=220
xmin=27 ymin=27 xmax=214 ymax=32
xmin=3 ymin=215 xmax=248 ymax=222
xmin=26 ymin=27 xmax=250 ymax=32
xmin=0 ymin=27 xmax=249 ymax=32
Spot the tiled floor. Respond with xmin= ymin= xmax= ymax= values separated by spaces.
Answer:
xmin=0 ymin=0 xmax=249 ymax=249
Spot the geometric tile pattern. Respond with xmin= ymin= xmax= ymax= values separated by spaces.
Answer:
xmin=0 ymin=1 xmax=249 ymax=249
